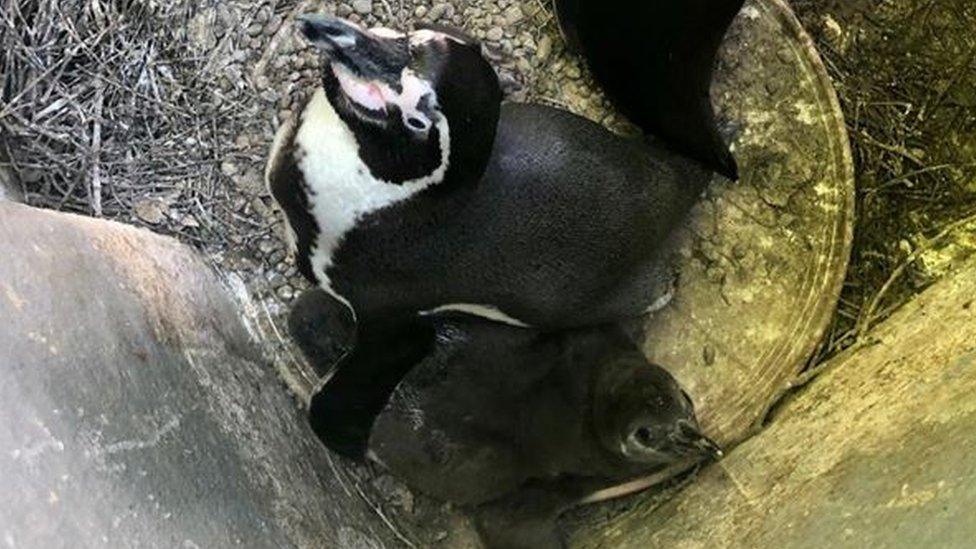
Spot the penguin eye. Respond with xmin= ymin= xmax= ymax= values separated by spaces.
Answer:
xmin=634 ymin=427 xmax=654 ymax=447
xmin=405 ymin=116 xmax=430 ymax=132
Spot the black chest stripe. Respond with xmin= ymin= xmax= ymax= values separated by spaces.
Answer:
xmin=349 ymin=108 xmax=443 ymax=184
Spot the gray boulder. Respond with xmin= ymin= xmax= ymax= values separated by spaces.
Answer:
xmin=0 ymin=202 xmax=397 ymax=548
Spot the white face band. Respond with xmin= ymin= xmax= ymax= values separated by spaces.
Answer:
xmin=333 ymin=63 xmax=438 ymax=134
xmin=394 ymin=70 xmax=435 ymax=132
xmin=333 ymin=63 xmax=388 ymax=112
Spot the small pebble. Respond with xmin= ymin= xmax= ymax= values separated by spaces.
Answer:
xmin=221 ymin=160 xmax=238 ymax=177
xmin=269 ymin=249 xmax=287 ymax=265
xmin=268 ymin=271 xmax=287 ymax=288
xmin=428 ymin=3 xmax=448 ymax=21
xmin=702 ymin=346 xmax=716 ymax=366
xmin=352 ymin=0 xmax=372 ymax=15
xmin=133 ymin=199 xmax=167 ymax=225
xmin=502 ymin=5 xmax=523 ymax=26
xmin=258 ymin=239 xmax=277 ymax=255
xmin=535 ymin=35 xmax=552 ymax=63
xmin=276 ymin=285 xmax=295 ymax=301
xmin=486 ymin=27 xmax=504 ymax=42
xmin=265 ymin=15 xmax=282 ymax=36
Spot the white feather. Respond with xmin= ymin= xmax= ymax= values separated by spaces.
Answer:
xmin=422 ymin=304 xmax=531 ymax=328
xmin=293 ymin=87 xmax=450 ymax=315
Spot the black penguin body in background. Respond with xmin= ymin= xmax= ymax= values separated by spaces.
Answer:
xmin=554 ymin=0 xmax=746 ymax=180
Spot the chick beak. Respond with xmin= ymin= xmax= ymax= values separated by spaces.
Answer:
xmin=695 ymin=435 xmax=724 ymax=460
xmin=675 ymin=419 xmax=724 ymax=460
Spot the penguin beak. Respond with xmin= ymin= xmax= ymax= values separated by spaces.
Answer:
xmin=297 ymin=14 xmax=408 ymax=86
xmin=674 ymin=419 xmax=724 ymax=460
xmin=694 ymin=435 xmax=724 ymax=460
xmin=297 ymin=14 xmax=361 ymax=49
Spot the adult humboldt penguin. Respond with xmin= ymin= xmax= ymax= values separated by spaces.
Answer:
xmin=267 ymin=14 xmax=714 ymax=332
xmin=554 ymin=0 xmax=746 ymax=179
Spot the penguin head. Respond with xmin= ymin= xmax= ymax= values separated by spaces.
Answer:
xmin=297 ymin=14 xmax=502 ymax=185
xmin=593 ymin=356 xmax=722 ymax=465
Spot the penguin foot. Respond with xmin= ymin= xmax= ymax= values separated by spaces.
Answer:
xmin=472 ymin=479 xmax=599 ymax=549
xmin=473 ymin=497 xmax=566 ymax=549
xmin=644 ymin=263 xmax=680 ymax=316
xmin=644 ymin=287 xmax=675 ymax=315
xmin=287 ymin=288 xmax=356 ymax=378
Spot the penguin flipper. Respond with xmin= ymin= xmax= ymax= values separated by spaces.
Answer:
xmin=561 ymin=0 xmax=746 ymax=179
xmin=287 ymin=288 xmax=356 ymax=378
xmin=308 ymin=317 xmax=436 ymax=461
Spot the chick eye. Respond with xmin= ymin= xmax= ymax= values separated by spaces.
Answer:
xmin=406 ymin=116 xmax=430 ymax=131
xmin=634 ymin=427 xmax=654 ymax=447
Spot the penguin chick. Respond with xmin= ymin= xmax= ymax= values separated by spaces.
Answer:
xmin=293 ymin=283 xmax=720 ymax=546
xmin=335 ymin=315 xmax=718 ymax=549
xmin=268 ymin=15 xmax=713 ymax=331
xmin=364 ymin=316 xmax=720 ymax=506
xmin=554 ymin=0 xmax=746 ymax=179
xmin=300 ymin=300 xmax=720 ymax=480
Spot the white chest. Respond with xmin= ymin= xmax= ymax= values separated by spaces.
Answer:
xmin=292 ymin=89 xmax=446 ymax=307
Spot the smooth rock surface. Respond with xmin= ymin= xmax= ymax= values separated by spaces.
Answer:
xmin=0 ymin=202 xmax=398 ymax=548
xmin=0 ymin=164 xmax=21 ymax=202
